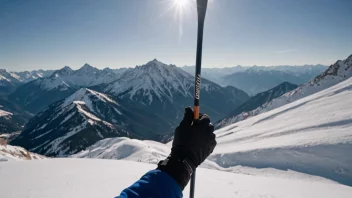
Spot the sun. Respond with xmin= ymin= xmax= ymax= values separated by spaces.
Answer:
xmin=174 ymin=0 xmax=190 ymax=8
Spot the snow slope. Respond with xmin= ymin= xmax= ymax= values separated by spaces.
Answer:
xmin=0 ymin=144 xmax=45 ymax=161
xmin=218 ymin=54 xmax=352 ymax=127
xmin=0 ymin=159 xmax=351 ymax=198
xmin=211 ymin=76 xmax=352 ymax=186
xmin=72 ymin=137 xmax=170 ymax=164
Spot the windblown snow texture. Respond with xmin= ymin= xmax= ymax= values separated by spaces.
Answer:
xmin=212 ymin=76 xmax=352 ymax=186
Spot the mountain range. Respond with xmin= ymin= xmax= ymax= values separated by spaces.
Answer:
xmin=10 ymin=59 xmax=249 ymax=156
xmin=3 ymin=54 xmax=351 ymax=157
xmin=217 ymin=54 xmax=352 ymax=128
xmin=0 ymin=69 xmax=54 ymax=95
xmin=182 ymin=64 xmax=327 ymax=95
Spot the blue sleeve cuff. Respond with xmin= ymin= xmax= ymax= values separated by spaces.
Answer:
xmin=117 ymin=169 xmax=183 ymax=198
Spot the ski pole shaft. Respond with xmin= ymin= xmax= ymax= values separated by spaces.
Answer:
xmin=191 ymin=1 xmax=208 ymax=198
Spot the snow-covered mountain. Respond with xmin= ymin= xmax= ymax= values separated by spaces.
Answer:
xmin=0 ymin=69 xmax=23 ymax=95
xmin=11 ymin=88 xmax=133 ymax=156
xmin=212 ymin=76 xmax=352 ymax=186
xmin=0 ymin=69 xmax=54 ymax=95
xmin=98 ymin=59 xmax=249 ymax=123
xmin=0 ymin=144 xmax=45 ymax=161
xmin=12 ymin=69 xmax=54 ymax=83
xmin=8 ymin=64 xmax=120 ymax=113
xmin=217 ymin=54 xmax=352 ymax=127
xmin=216 ymin=82 xmax=298 ymax=128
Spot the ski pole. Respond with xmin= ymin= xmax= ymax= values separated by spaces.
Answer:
xmin=191 ymin=0 xmax=208 ymax=198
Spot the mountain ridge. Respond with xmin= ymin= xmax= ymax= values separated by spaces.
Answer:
xmin=216 ymin=54 xmax=352 ymax=128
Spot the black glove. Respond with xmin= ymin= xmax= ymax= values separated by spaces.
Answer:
xmin=157 ymin=107 xmax=217 ymax=190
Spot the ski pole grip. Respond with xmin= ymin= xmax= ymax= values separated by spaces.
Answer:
xmin=194 ymin=106 xmax=200 ymax=120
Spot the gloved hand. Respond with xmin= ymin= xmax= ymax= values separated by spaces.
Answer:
xmin=157 ymin=107 xmax=217 ymax=190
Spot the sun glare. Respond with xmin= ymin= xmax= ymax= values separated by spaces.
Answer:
xmin=174 ymin=0 xmax=189 ymax=8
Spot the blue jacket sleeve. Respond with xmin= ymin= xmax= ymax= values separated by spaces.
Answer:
xmin=116 ymin=169 xmax=183 ymax=198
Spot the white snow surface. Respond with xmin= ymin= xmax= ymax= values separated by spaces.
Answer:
xmin=72 ymin=137 xmax=170 ymax=164
xmin=211 ymin=76 xmax=352 ymax=186
xmin=0 ymin=159 xmax=351 ymax=198
xmin=71 ymin=136 xmax=220 ymax=169
xmin=218 ymin=54 xmax=352 ymax=128
xmin=0 ymin=144 xmax=45 ymax=161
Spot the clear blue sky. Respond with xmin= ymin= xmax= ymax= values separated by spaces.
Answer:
xmin=1 ymin=0 xmax=351 ymax=71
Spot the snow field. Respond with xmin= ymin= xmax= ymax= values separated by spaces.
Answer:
xmin=1 ymin=159 xmax=352 ymax=198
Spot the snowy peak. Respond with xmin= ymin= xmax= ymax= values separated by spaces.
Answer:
xmin=34 ymin=64 xmax=119 ymax=91
xmin=138 ymin=59 xmax=181 ymax=75
xmin=51 ymin=66 xmax=74 ymax=77
xmin=99 ymin=59 xmax=249 ymax=127
xmin=0 ymin=69 xmax=23 ymax=95
xmin=76 ymin=63 xmax=100 ymax=74
xmin=310 ymin=54 xmax=352 ymax=86
xmin=10 ymin=69 xmax=54 ymax=83
xmin=62 ymin=88 xmax=118 ymax=110
xmin=104 ymin=59 xmax=194 ymax=103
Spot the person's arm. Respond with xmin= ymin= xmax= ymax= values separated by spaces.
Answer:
xmin=116 ymin=107 xmax=217 ymax=198
xmin=118 ymin=170 xmax=182 ymax=198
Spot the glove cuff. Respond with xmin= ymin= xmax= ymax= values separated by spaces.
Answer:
xmin=157 ymin=156 xmax=196 ymax=190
